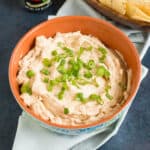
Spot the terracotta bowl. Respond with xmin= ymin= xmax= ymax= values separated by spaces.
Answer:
xmin=9 ymin=16 xmax=141 ymax=135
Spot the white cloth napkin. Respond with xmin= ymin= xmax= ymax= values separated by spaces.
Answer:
xmin=13 ymin=0 xmax=150 ymax=150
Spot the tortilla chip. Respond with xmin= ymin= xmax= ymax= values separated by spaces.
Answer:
xmin=98 ymin=0 xmax=112 ymax=7
xmin=126 ymin=2 xmax=150 ymax=22
xmin=111 ymin=0 xmax=127 ymax=15
xmin=137 ymin=5 xmax=150 ymax=16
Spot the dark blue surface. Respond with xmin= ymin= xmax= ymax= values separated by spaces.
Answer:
xmin=0 ymin=0 xmax=150 ymax=150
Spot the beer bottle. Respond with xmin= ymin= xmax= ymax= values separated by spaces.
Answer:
xmin=25 ymin=0 xmax=52 ymax=11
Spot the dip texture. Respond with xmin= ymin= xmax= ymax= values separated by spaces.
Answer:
xmin=17 ymin=32 xmax=131 ymax=126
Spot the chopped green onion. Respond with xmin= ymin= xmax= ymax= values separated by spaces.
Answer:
xmin=96 ymin=66 xmax=105 ymax=77
xmin=86 ymin=46 xmax=93 ymax=51
xmin=76 ymin=93 xmax=85 ymax=102
xmin=89 ymin=94 xmax=100 ymax=100
xmin=53 ymin=53 xmax=67 ymax=62
xmin=57 ymin=83 xmax=68 ymax=100
xmin=62 ymin=47 xmax=73 ymax=56
xmin=57 ymin=59 xmax=66 ymax=74
xmin=60 ymin=74 xmax=68 ymax=82
xmin=68 ymin=58 xmax=83 ymax=77
xmin=62 ymin=82 xmax=68 ymax=90
xmin=71 ymin=80 xmax=80 ymax=88
xmin=57 ymin=66 xmax=66 ymax=74
xmin=42 ymin=58 xmax=52 ymax=67
xmin=40 ymin=68 xmax=50 ymax=75
xmin=51 ymin=50 xmax=58 ymax=56
xmin=77 ymin=78 xmax=90 ymax=85
xmin=97 ymin=98 xmax=104 ymax=105
xmin=68 ymin=59 xmax=74 ymax=65
xmin=71 ymin=65 xmax=80 ymax=77
xmin=47 ymin=80 xmax=54 ymax=92
xmin=26 ymin=70 xmax=35 ymax=78
xmin=43 ymin=77 xmax=49 ymax=83
xmin=57 ymin=86 xmax=66 ymax=100
xmin=84 ymin=71 xmax=92 ymax=78
xmin=89 ymin=94 xmax=104 ymax=104
xmin=86 ymin=59 xmax=95 ymax=70
xmin=98 ymin=47 xmax=107 ymax=55
xmin=78 ymin=47 xmax=84 ymax=56
xmin=99 ymin=55 xmax=106 ymax=63
xmin=96 ymin=66 xmax=110 ymax=79
xmin=64 ymin=107 xmax=69 ymax=114
xmin=105 ymin=85 xmax=111 ymax=92
xmin=58 ymin=90 xmax=64 ymax=100
xmin=77 ymin=57 xmax=84 ymax=68
xmin=104 ymin=70 xmax=110 ymax=79
xmin=105 ymin=93 xmax=113 ymax=100
xmin=60 ymin=59 xmax=66 ymax=66
xmin=47 ymin=80 xmax=57 ymax=91
xmin=98 ymin=47 xmax=107 ymax=63
xmin=20 ymin=82 xmax=32 ymax=95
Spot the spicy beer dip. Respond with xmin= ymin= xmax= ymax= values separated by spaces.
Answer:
xmin=17 ymin=32 xmax=131 ymax=125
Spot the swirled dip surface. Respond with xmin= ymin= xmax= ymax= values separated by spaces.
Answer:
xmin=17 ymin=32 xmax=131 ymax=126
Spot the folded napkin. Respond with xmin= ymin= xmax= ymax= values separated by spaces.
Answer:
xmin=13 ymin=0 xmax=150 ymax=150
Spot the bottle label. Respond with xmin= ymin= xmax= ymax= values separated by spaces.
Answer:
xmin=25 ymin=0 xmax=51 ymax=11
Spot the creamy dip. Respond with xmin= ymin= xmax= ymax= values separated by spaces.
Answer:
xmin=17 ymin=31 xmax=131 ymax=126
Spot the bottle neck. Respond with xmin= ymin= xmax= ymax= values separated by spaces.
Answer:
xmin=25 ymin=0 xmax=51 ymax=11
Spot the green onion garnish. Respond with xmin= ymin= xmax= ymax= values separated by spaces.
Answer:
xmin=104 ymin=70 xmax=110 ymax=79
xmin=53 ymin=53 xmax=67 ymax=62
xmin=99 ymin=55 xmax=106 ymax=63
xmin=89 ymin=94 xmax=103 ymax=104
xmin=42 ymin=58 xmax=52 ymax=67
xmin=77 ymin=78 xmax=90 ymax=85
xmin=104 ymin=85 xmax=113 ymax=100
xmin=57 ymin=66 xmax=66 ymax=74
xmin=86 ymin=59 xmax=95 ymax=70
xmin=78 ymin=47 xmax=84 ymax=57
xmin=47 ymin=80 xmax=57 ymax=91
xmin=20 ymin=82 xmax=32 ymax=95
xmin=51 ymin=50 xmax=58 ymax=56
xmin=105 ymin=85 xmax=111 ymax=92
xmin=96 ymin=66 xmax=105 ymax=77
xmin=57 ymin=59 xmax=66 ymax=74
xmin=58 ymin=90 xmax=64 ymax=100
xmin=76 ymin=93 xmax=85 ymax=102
xmin=57 ymin=83 xmax=68 ymax=99
xmin=98 ymin=47 xmax=107 ymax=63
xmin=62 ymin=82 xmax=68 ymax=90
xmin=89 ymin=94 xmax=100 ymax=100
xmin=105 ymin=93 xmax=113 ymax=100
xmin=40 ymin=68 xmax=50 ymax=75
xmin=58 ymin=87 xmax=65 ymax=100
xmin=96 ymin=66 xmax=110 ymax=79
xmin=97 ymin=98 xmax=104 ymax=105
xmin=43 ymin=77 xmax=49 ymax=83
xmin=98 ymin=47 xmax=107 ymax=55
xmin=64 ymin=107 xmax=69 ymax=114
xmin=62 ymin=47 xmax=73 ymax=56
xmin=60 ymin=59 xmax=66 ymax=66
xmin=84 ymin=71 xmax=92 ymax=78
xmin=86 ymin=46 xmax=93 ymax=51
xmin=71 ymin=79 xmax=80 ymax=88
xmin=26 ymin=70 xmax=35 ymax=78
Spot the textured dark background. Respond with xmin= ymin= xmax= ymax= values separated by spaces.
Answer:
xmin=0 ymin=0 xmax=150 ymax=150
